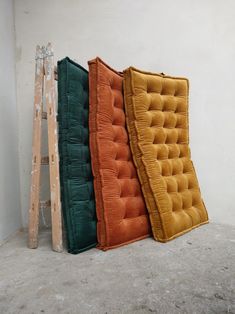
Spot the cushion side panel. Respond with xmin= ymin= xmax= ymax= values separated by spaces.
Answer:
xmin=88 ymin=60 xmax=107 ymax=248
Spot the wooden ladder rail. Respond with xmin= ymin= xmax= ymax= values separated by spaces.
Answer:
xmin=28 ymin=43 xmax=63 ymax=252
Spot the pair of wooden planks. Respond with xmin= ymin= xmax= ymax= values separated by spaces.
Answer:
xmin=28 ymin=43 xmax=63 ymax=252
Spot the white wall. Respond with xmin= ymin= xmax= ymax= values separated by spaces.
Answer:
xmin=0 ymin=0 xmax=22 ymax=242
xmin=14 ymin=0 xmax=235 ymax=227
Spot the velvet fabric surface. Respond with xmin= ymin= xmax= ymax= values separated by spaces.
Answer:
xmin=88 ymin=58 xmax=150 ymax=250
xmin=123 ymin=67 xmax=208 ymax=242
xmin=58 ymin=57 xmax=97 ymax=253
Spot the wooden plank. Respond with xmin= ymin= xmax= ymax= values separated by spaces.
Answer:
xmin=28 ymin=45 xmax=44 ymax=249
xmin=44 ymin=43 xmax=63 ymax=252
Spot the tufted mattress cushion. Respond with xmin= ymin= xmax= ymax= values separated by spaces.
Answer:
xmin=88 ymin=58 xmax=150 ymax=250
xmin=58 ymin=57 xmax=97 ymax=253
xmin=123 ymin=67 xmax=208 ymax=242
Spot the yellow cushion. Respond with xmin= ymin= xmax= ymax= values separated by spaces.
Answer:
xmin=123 ymin=67 xmax=209 ymax=241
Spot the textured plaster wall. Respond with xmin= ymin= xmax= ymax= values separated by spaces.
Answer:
xmin=14 ymin=0 xmax=235 ymax=227
xmin=0 ymin=0 xmax=21 ymax=242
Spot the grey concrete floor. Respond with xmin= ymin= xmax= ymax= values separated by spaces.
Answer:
xmin=0 ymin=223 xmax=235 ymax=314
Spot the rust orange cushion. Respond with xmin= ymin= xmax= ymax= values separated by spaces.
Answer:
xmin=88 ymin=58 xmax=150 ymax=250
xmin=123 ymin=67 xmax=209 ymax=242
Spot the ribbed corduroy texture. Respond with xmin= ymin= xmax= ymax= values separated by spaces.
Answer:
xmin=58 ymin=57 xmax=97 ymax=254
xmin=88 ymin=58 xmax=150 ymax=250
xmin=123 ymin=67 xmax=208 ymax=242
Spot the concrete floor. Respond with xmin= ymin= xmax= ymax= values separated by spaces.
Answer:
xmin=0 ymin=223 xmax=234 ymax=314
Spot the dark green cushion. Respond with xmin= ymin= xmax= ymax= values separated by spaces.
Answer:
xmin=58 ymin=57 xmax=97 ymax=254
